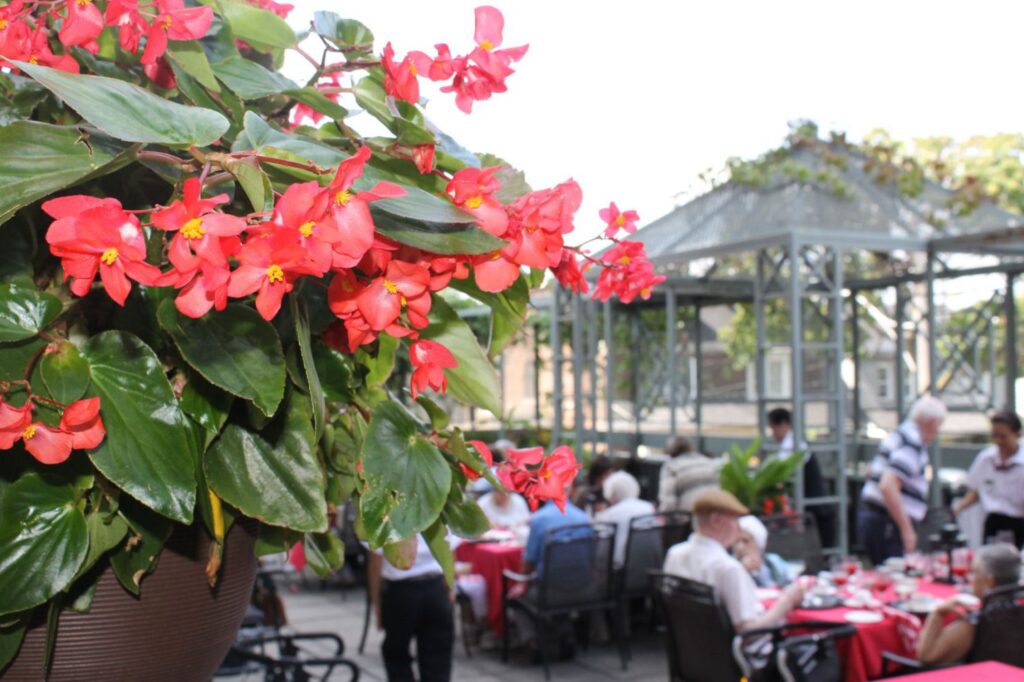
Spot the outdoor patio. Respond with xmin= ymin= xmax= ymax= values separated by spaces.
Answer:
xmin=265 ymin=582 xmax=665 ymax=682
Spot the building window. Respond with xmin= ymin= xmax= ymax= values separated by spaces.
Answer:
xmin=877 ymin=366 xmax=891 ymax=400
xmin=767 ymin=356 xmax=788 ymax=397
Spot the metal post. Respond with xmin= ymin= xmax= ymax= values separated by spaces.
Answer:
xmin=895 ymin=286 xmax=907 ymax=420
xmin=630 ymin=311 xmax=641 ymax=442
xmin=666 ymin=288 xmax=678 ymax=436
xmin=498 ymin=353 xmax=506 ymax=440
xmin=533 ymin=322 xmax=541 ymax=430
xmin=851 ymin=292 xmax=861 ymax=437
xmin=695 ymin=302 xmax=704 ymax=450
xmin=926 ymin=249 xmax=941 ymax=502
xmin=588 ymin=299 xmax=600 ymax=456
xmin=604 ymin=301 xmax=614 ymax=450
xmin=788 ymin=237 xmax=805 ymax=512
xmin=551 ymin=287 xmax=563 ymax=445
xmin=1006 ymin=273 xmax=1018 ymax=412
xmin=572 ymin=292 xmax=585 ymax=452
xmin=755 ymin=251 xmax=768 ymax=440
xmin=832 ymin=248 xmax=848 ymax=555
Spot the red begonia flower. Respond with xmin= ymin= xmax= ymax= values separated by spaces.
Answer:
xmin=599 ymin=202 xmax=640 ymax=238
xmin=44 ymin=195 xmax=166 ymax=305
xmin=327 ymin=147 xmax=405 ymax=268
xmin=141 ymin=0 xmax=213 ymax=65
xmin=59 ymin=0 xmax=104 ymax=49
xmin=60 ymin=396 xmax=105 ymax=450
xmin=356 ymin=260 xmax=430 ymax=331
xmin=22 ymin=422 xmax=74 ymax=465
xmin=408 ymin=339 xmax=457 ymax=400
xmin=381 ymin=42 xmax=419 ymax=104
xmin=0 ymin=400 xmax=33 ymax=450
xmin=460 ymin=439 xmax=495 ymax=481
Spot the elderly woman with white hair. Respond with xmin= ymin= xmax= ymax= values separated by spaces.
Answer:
xmin=595 ymin=471 xmax=656 ymax=568
xmin=915 ymin=543 xmax=1021 ymax=665
xmin=858 ymin=395 xmax=947 ymax=565
xmin=732 ymin=515 xmax=793 ymax=587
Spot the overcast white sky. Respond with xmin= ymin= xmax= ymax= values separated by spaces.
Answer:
xmin=283 ymin=0 xmax=1024 ymax=244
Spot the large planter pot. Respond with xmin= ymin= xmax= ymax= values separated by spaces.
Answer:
xmin=2 ymin=519 xmax=258 ymax=681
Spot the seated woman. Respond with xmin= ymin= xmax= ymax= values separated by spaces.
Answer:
xmin=916 ymin=543 xmax=1021 ymax=665
xmin=477 ymin=487 xmax=531 ymax=529
xmin=732 ymin=515 xmax=793 ymax=587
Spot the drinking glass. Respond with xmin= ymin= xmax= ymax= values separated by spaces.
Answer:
xmin=951 ymin=548 xmax=971 ymax=586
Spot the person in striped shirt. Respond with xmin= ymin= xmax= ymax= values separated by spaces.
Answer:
xmin=857 ymin=396 xmax=947 ymax=565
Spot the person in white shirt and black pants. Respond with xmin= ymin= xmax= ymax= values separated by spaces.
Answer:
xmin=368 ymin=535 xmax=455 ymax=682
xmin=954 ymin=410 xmax=1024 ymax=548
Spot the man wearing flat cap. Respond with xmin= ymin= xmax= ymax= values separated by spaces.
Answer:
xmin=663 ymin=490 xmax=805 ymax=631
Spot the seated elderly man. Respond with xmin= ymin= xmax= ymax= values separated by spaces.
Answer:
xmin=916 ymin=543 xmax=1021 ymax=665
xmin=663 ymin=490 xmax=805 ymax=631
xmin=595 ymin=471 xmax=656 ymax=568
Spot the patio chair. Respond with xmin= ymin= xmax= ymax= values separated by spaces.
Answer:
xmin=501 ymin=522 xmax=627 ymax=680
xmin=762 ymin=512 xmax=827 ymax=574
xmin=881 ymin=583 xmax=1024 ymax=676
xmin=216 ymin=569 xmax=361 ymax=682
xmin=650 ymin=571 xmax=853 ymax=682
xmin=616 ymin=512 xmax=691 ymax=645
xmin=228 ymin=632 xmax=360 ymax=682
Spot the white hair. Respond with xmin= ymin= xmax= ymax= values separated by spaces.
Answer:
xmin=909 ymin=395 xmax=947 ymax=424
xmin=602 ymin=471 xmax=641 ymax=505
xmin=738 ymin=515 xmax=768 ymax=552
xmin=977 ymin=543 xmax=1021 ymax=587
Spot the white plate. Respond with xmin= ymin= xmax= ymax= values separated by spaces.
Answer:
xmin=756 ymin=587 xmax=781 ymax=600
xmin=954 ymin=594 xmax=980 ymax=608
xmin=844 ymin=610 xmax=884 ymax=624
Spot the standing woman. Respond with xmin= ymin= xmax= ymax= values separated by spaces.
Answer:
xmin=954 ymin=411 xmax=1024 ymax=547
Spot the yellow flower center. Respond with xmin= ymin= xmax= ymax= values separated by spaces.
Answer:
xmin=400 ymin=295 xmax=408 ymax=307
xmin=299 ymin=221 xmax=315 ymax=238
xmin=266 ymin=265 xmax=285 ymax=283
xmin=640 ymin=287 xmax=651 ymax=297
xmin=383 ymin=279 xmax=398 ymax=294
xmin=615 ymin=214 xmax=626 ymax=226
xmin=22 ymin=424 xmax=36 ymax=440
xmin=480 ymin=39 xmax=494 ymax=51
xmin=181 ymin=217 xmax=205 ymax=240
xmin=101 ymin=247 xmax=119 ymax=265
xmin=409 ymin=63 xmax=418 ymax=76
xmin=490 ymin=251 xmax=502 ymax=260
xmin=76 ymin=0 xmax=91 ymax=6
xmin=618 ymin=256 xmax=632 ymax=266
xmin=162 ymin=15 xmax=173 ymax=29
xmin=465 ymin=195 xmax=483 ymax=209
xmin=28 ymin=55 xmax=39 ymax=65
xmin=334 ymin=190 xmax=352 ymax=207
xmin=0 ymin=19 xmax=8 ymax=29
xmin=525 ymin=225 xmax=538 ymax=233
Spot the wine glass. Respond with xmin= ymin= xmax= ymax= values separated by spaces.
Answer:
xmin=951 ymin=548 xmax=971 ymax=587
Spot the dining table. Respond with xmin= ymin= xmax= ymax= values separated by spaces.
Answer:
xmin=892 ymin=661 xmax=1024 ymax=681
xmin=454 ymin=540 xmax=524 ymax=635
xmin=763 ymin=576 xmax=960 ymax=682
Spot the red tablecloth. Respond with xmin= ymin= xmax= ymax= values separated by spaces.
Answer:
xmin=783 ymin=580 xmax=959 ymax=682
xmin=454 ymin=541 xmax=523 ymax=634
xmin=894 ymin=661 xmax=1024 ymax=681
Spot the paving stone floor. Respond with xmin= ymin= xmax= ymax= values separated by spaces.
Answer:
xmin=238 ymin=581 xmax=668 ymax=682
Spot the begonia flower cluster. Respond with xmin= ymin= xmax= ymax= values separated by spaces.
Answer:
xmin=0 ymin=0 xmax=213 ymax=84
xmin=0 ymin=395 xmax=105 ymax=465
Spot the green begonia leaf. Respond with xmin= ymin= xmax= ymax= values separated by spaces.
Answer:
xmin=0 ymin=473 xmax=88 ymax=616
xmin=158 ymin=301 xmax=285 ymax=417
xmin=82 ymin=332 xmax=196 ymax=524
xmin=17 ymin=62 xmax=228 ymax=146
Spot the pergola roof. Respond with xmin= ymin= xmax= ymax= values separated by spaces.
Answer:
xmin=636 ymin=144 xmax=1023 ymax=264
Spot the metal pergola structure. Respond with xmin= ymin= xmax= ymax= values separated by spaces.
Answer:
xmin=547 ymin=142 xmax=1024 ymax=555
